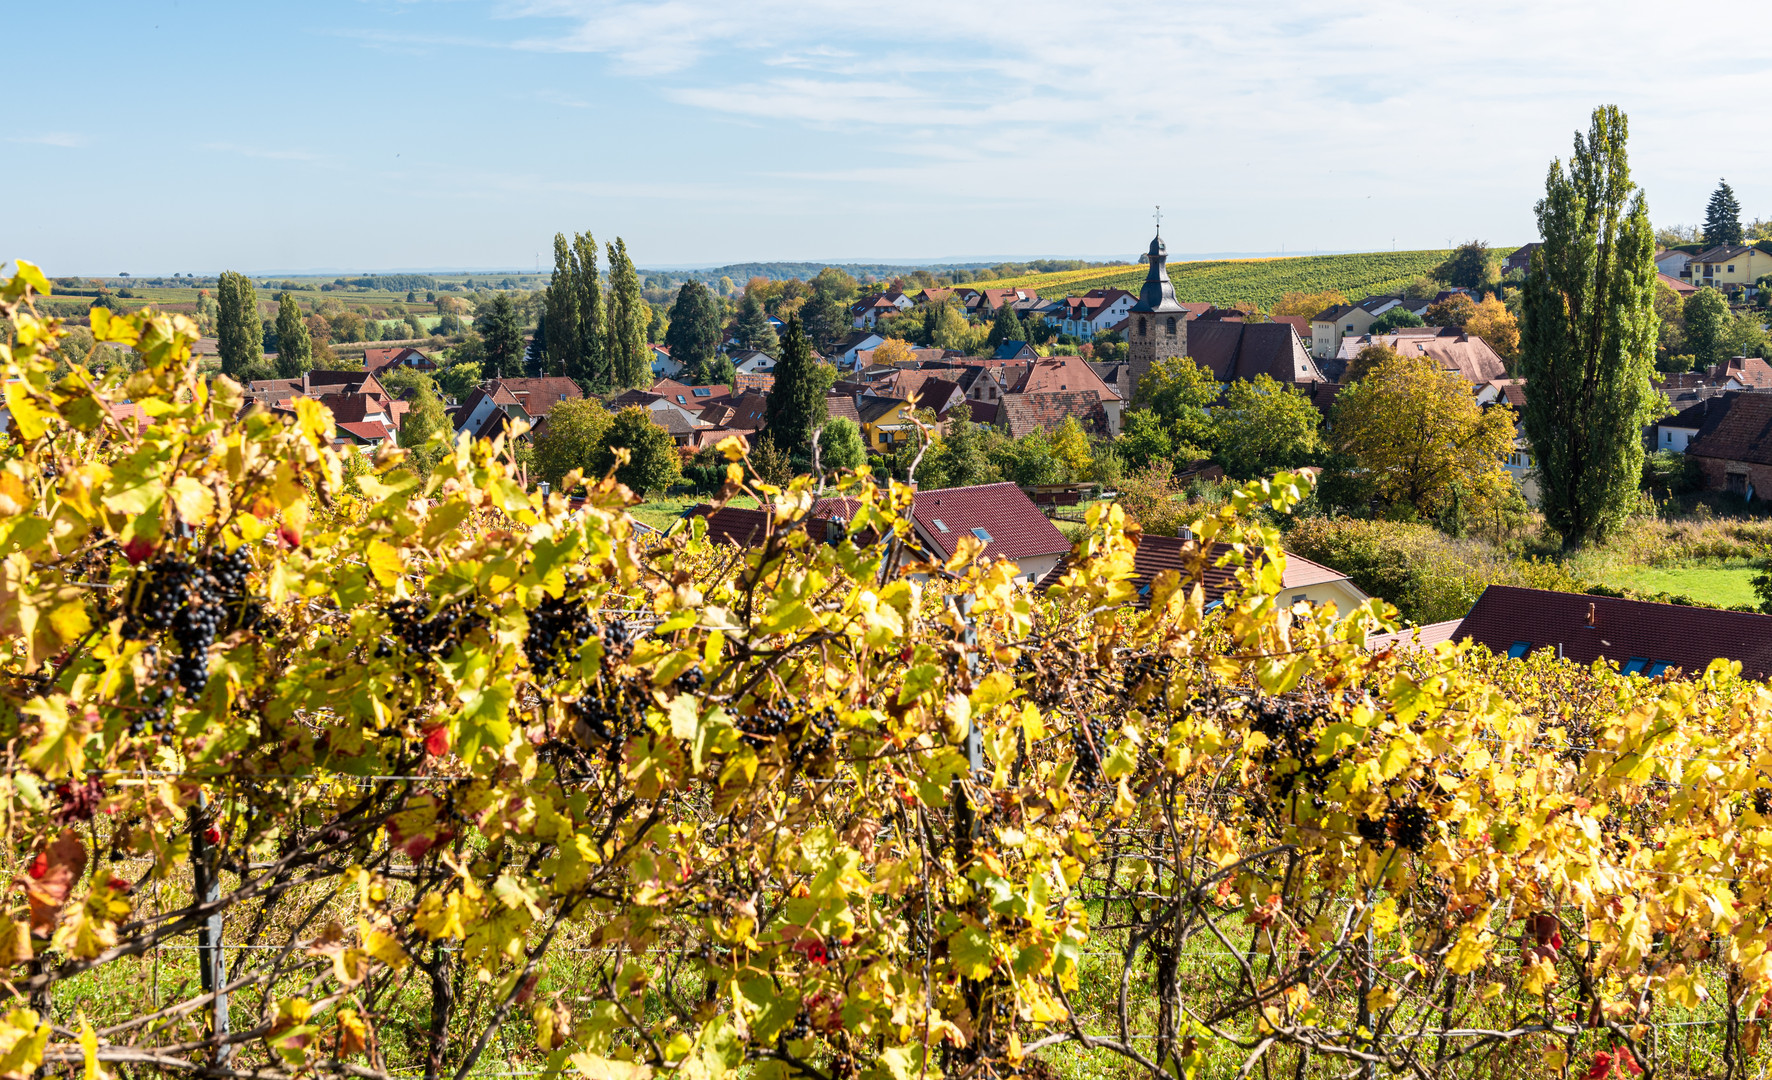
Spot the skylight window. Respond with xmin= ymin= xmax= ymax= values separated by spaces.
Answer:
xmin=1646 ymin=660 xmax=1673 ymax=677
xmin=971 ymin=527 xmax=993 ymax=542
xmin=1506 ymin=641 xmax=1531 ymax=659
xmin=693 ymin=387 xmax=712 ymax=397
xmin=1623 ymin=657 xmax=1648 ymax=676
xmin=933 ymin=519 xmax=949 ymax=532
xmin=675 ymin=395 xmax=686 ymax=403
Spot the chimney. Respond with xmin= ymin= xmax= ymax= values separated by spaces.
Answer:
xmin=1177 ymin=525 xmax=1194 ymax=540
xmin=1585 ymin=602 xmax=1596 ymax=628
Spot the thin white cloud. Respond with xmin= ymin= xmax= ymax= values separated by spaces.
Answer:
xmin=8 ymin=132 xmax=87 ymax=148
xmin=202 ymin=143 xmax=327 ymax=163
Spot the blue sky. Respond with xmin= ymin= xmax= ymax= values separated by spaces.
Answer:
xmin=6 ymin=0 xmax=1771 ymax=275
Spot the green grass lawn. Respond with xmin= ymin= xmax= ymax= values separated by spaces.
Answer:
xmin=629 ymin=494 xmax=759 ymax=533
xmin=1604 ymin=560 xmax=1761 ymax=608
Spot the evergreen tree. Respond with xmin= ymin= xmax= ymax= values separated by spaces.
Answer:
xmin=273 ymin=292 xmax=312 ymax=379
xmin=1519 ymin=106 xmax=1661 ymax=549
xmin=664 ymin=281 xmax=723 ymax=382
xmin=476 ymin=294 xmax=525 ymax=379
xmin=215 ymin=271 xmax=263 ymax=378
xmin=605 ymin=238 xmax=648 ymax=389
xmin=1705 ymin=180 xmax=1744 ymax=247
xmin=544 ymin=232 xmax=581 ymax=379
xmin=571 ymin=233 xmax=604 ymax=388
xmin=1683 ymin=287 xmax=1729 ymax=369
xmin=763 ymin=315 xmax=828 ymax=456
xmin=800 ymin=290 xmax=851 ymax=351
xmin=735 ymin=291 xmax=779 ymax=353
xmin=987 ymin=304 xmax=1026 ymax=350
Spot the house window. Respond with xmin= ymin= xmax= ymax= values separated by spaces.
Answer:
xmin=1137 ymin=317 xmax=1146 ymax=336
xmin=1166 ymin=317 xmax=1177 ymax=335
xmin=693 ymin=388 xmax=711 ymax=397
xmin=933 ymin=519 xmax=949 ymax=532
xmin=971 ymin=527 xmax=993 ymax=542
xmin=1506 ymin=641 xmax=1532 ymax=658
xmin=1729 ymin=265 xmax=1736 ymax=273
xmin=1346 ymin=324 xmax=1355 ymax=332
xmin=1646 ymin=660 xmax=1672 ymax=677
xmin=1291 ymin=594 xmax=1307 ymax=605
xmin=1622 ymin=657 xmax=1648 ymax=675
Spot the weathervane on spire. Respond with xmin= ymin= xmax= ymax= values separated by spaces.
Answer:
xmin=1154 ymin=204 xmax=1162 ymax=235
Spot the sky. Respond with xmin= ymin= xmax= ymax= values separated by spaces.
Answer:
xmin=6 ymin=0 xmax=1772 ymax=276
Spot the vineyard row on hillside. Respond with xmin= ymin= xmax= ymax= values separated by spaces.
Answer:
xmin=968 ymin=248 xmax=1478 ymax=309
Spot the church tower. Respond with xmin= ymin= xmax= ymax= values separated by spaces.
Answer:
xmin=1126 ymin=221 xmax=1188 ymax=394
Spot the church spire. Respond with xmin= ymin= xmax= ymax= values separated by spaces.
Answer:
xmin=1131 ymin=218 xmax=1182 ymax=313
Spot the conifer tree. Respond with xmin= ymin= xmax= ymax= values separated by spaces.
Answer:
xmin=605 ymin=238 xmax=648 ymax=388
xmin=735 ymin=291 xmax=779 ymax=353
xmin=571 ymin=233 xmax=604 ymax=388
xmin=476 ymin=293 xmax=525 ymax=379
xmin=665 ymin=281 xmax=723 ymax=383
xmin=1706 ymin=180 xmax=1744 ymax=247
xmin=545 ymin=233 xmax=581 ymax=378
xmin=215 ymin=271 xmax=263 ymax=378
xmin=274 ymin=292 xmax=312 ymax=378
xmin=764 ymin=315 xmax=828 ymax=457
xmin=1519 ymin=106 xmax=1660 ymax=549
xmin=987 ymin=303 xmax=1026 ymax=350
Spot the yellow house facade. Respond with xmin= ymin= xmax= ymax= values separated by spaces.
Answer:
xmin=857 ymin=395 xmax=918 ymax=453
xmin=1688 ymin=242 xmax=1772 ymax=291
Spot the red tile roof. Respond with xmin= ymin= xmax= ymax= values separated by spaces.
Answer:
xmin=812 ymin=482 xmax=1069 ymax=565
xmin=1457 ymin=584 xmax=1772 ymax=678
xmin=1366 ymin=618 xmax=1464 ymax=652
xmin=1685 ymin=391 xmax=1772 ymax=466
xmin=1185 ymin=322 xmax=1325 ymax=385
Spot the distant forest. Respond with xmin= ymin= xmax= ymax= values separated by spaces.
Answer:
xmin=636 ymin=259 xmax=1119 ymax=292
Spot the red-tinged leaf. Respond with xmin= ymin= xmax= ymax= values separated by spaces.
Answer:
xmin=25 ymin=830 xmax=87 ymax=936
xmin=278 ymin=523 xmax=302 ymax=549
xmin=121 ymin=536 xmax=155 ymax=565
xmin=1585 ymin=1051 xmax=1614 ymax=1080
xmin=424 ymin=726 xmax=450 ymax=756
xmin=1617 ymin=1048 xmax=1642 ymax=1076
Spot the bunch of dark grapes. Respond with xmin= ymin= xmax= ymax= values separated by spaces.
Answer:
xmin=123 ymin=549 xmax=258 ymax=696
xmin=739 ymin=703 xmax=792 ymax=749
xmin=54 ymin=776 xmax=106 ymax=824
xmin=570 ymin=676 xmax=646 ymax=764
xmin=1251 ymin=699 xmax=1341 ymax=799
xmin=1122 ymin=656 xmax=1174 ymax=709
xmin=1752 ymin=789 xmax=1772 ymax=817
xmin=130 ymin=684 xmax=176 ymax=742
xmin=791 ymin=705 xmax=839 ymax=765
xmin=673 ymin=666 xmax=704 ymax=692
xmin=1072 ymin=716 xmax=1108 ymax=787
xmin=1354 ymin=803 xmax=1434 ymax=853
xmin=1393 ymin=805 xmax=1431 ymax=852
xmin=385 ymin=597 xmax=489 ymax=657
xmin=523 ymin=592 xmax=600 ymax=681
xmin=602 ymin=619 xmax=633 ymax=660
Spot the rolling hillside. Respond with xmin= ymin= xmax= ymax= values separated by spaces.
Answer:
xmin=965 ymin=249 xmax=1462 ymax=311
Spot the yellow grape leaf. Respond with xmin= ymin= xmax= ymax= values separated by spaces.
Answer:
xmin=1445 ymin=922 xmax=1492 ymax=975
xmin=366 ymin=538 xmax=403 ymax=589
xmin=1522 ymin=954 xmax=1557 ymax=996
xmin=0 ymin=1008 xmax=50 ymax=1080
xmin=571 ymin=1054 xmax=653 ymax=1080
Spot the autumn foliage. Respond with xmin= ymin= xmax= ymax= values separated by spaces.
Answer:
xmin=1 ymin=261 xmax=1771 ymax=1080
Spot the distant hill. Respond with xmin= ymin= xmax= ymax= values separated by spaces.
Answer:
xmin=637 ymin=259 xmax=1118 ymax=288
xmin=963 ymin=249 xmax=1465 ymax=311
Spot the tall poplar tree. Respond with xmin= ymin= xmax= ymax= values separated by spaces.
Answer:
xmin=763 ymin=315 xmax=828 ymax=457
xmin=274 ymin=292 xmax=312 ymax=378
xmin=1519 ymin=105 xmax=1660 ymax=550
xmin=571 ymin=233 xmax=604 ymax=388
xmin=605 ymin=238 xmax=648 ymax=389
xmin=544 ymin=233 xmax=581 ymax=379
xmin=215 ymin=271 xmax=263 ymax=378
xmin=1705 ymin=180 xmax=1744 ymax=247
